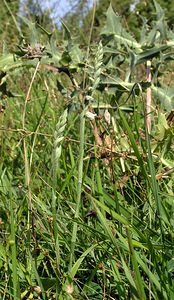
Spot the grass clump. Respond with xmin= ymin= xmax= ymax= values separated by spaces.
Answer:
xmin=0 ymin=1 xmax=174 ymax=299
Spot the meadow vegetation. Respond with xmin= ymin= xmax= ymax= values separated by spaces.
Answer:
xmin=0 ymin=1 xmax=174 ymax=299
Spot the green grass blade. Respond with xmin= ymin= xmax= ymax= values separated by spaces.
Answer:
xmin=126 ymin=227 xmax=146 ymax=300
xmin=69 ymin=109 xmax=86 ymax=270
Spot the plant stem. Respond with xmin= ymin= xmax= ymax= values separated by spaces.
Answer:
xmin=9 ymin=191 xmax=20 ymax=299
xmin=146 ymin=60 xmax=152 ymax=133
xmin=95 ymin=154 xmax=105 ymax=216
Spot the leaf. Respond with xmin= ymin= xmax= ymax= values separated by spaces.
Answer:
xmin=0 ymin=54 xmax=15 ymax=70
xmin=101 ymin=77 xmax=134 ymax=91
xmin=101 ymin=5 xmax=141 ymax=50
xmin=135 ymin=253 xmax=167 ymax=296
xmin=69 ymin=44 xmax=84 ymax=64
xmin=36 ymin=23 xmax=53 ymax=40
xmin=146 ymin=0 xmax=167 ymax=45
xmin=127 ymin=228 xmax=146 ymax=300
xmin=157 ymin=112 xmax=169 ymax=140
xmin=61 ymin=21 xmax=72 ymax=41
xmin=134 ymin=45 xmax=170 ymax=65
xmin=18 ymin=16 xmax=39 ymax=46
xmin=94 ymin=199 xmax=148 ymax=250
xmin=139 ymin=16 xmax=148 ymax=45
xmin=161 ymin=158 xmax=174 ymax=168
xmin=153 ymin=0 xmax=167 ymax=38
xmin=83 ymin=282 xmax=102 ymax=299
xmin=63 ymin=243 xmax=98 ymax=292
xmin=152 ymin=84 xmax=174 ymax=111
xmin=167 ymin=30 xmax=174 ymax=46
xmin=121 ymin=256 xmax=137 ymax=291
xmin=46 ymin=37 xmax=61 ymax=64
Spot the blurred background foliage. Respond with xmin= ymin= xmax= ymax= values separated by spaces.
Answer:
xmin=1 ymin=0 xmax=174 ymax=51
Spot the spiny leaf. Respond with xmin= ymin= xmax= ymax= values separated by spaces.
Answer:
xmin=18 ymin=16 xmax=39 ymax=46
xmin=101 ymin=5 xmax=141 ymax=50
xmin=146 ymin=0 xmax=167 ymax=45
xmin=152 ymin=84 xmax=174 ymax=111
xmin=133 ymin=45 xmax=170 ymax=65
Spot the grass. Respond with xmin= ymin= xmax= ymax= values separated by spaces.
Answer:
xmin=1 ymin=2 xmax=174 ymax=299
xmin=0 ymin=64 xmax=174 ymax=299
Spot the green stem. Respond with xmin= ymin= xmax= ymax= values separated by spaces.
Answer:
xmin=52 ymin=152 xmax=60 ymax=270
xmin=9 ymin=193 xmax=20 ymax=299
xmin=95 ymin=155 xmax=105 ymax=216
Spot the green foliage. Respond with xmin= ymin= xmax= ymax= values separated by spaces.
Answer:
xmin=136 ymin=0 xmax=174 ymax=29
xmin=0 ymin=0 xmax=20 ymax=51
xmin=0 ymin=1 xmax=174 ymax=299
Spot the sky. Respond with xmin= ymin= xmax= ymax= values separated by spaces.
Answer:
xmin=20 ymin=0 xmax=94 ymax=26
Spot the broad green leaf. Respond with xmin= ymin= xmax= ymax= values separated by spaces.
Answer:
xmin=167 ymin=30 xmax=174 ymax=46
xmin=0 ymin=54 xmax=15 ymax=70
xmin=69 ymin=44 xmax=84 ymax=64
xmin=18 ymin=16 xmax=39 ymax=46
xmin=157 ymin=112 xmax=169 ymax=140
xmin=139 ymin=16 xmax=148 ymax=45
xmin=46 ymin=37 xmax=61 ymax=64
xmin=146 ymin=0 xmax=167 ymax=45
xmin=101 ymin=5 xmax=141 ymax=50
xmin=152 ymin=84 xmax=174 ymax=111
xmin=153 ymin=0 xmax=167 ymax=38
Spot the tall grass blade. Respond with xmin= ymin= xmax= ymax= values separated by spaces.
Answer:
xmin=69 ymin=109 xmax=86 ymax=271
xmin=126 ymin=227 xmax=146 ymax=300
